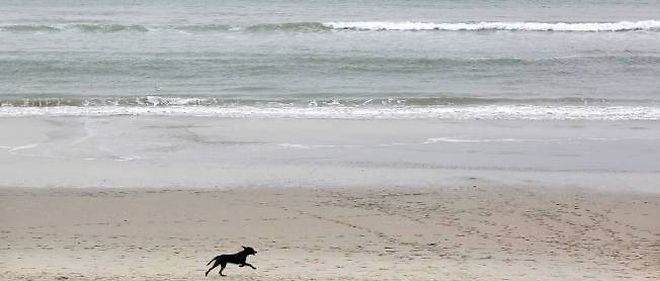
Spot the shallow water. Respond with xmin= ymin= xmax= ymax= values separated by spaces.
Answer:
xmin=1 ymin=0 xmax=659 ymax=119
xmin=0 ymin=117 xmax=658 ymax=191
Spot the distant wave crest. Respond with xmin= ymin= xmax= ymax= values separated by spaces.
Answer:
xmin=71 ymin=24 xmax=150 ymax=33
xmin=1 ymin=20 xmax=659 ymax=33
xmin=323 ymin=20 xmax=660 ymax=32
xmin=0 ymin=22 xmax=331 ymax=33
xmin=0 ymin=23 xmax=150 ymax=33
xmin=0 ymin=24 xmax=60 ymax=32
xmin=245 ymin=22 xmax=332 ymax=32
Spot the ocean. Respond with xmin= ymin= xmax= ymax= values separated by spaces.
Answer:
xmin=0 ymin=0 xmax=659 ymax=190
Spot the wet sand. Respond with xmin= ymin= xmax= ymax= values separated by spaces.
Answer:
xmin=1 ymin=186 xmax=658 ymax=280
xmin=2 ymin=117 xmax=660 ymax=192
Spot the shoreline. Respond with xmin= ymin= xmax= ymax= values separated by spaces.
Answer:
xmin=2 ymin=185 xmax=658 ymax=280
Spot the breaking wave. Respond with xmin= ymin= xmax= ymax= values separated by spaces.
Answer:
xmin=1 ymin=20 xmax=658 ymax=33
xmin=1 ymin=96 xmax=658 ymax=120
xmin=1 ymin=96 xmax=653 ymax=107
xmin=323 ymin=20 xmax=660 ymax=32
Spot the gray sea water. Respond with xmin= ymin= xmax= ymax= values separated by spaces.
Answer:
xmin=1 ymin=0 xmax=659 ymax=119
xmin=1 ymin=1 xmax=660 ymax=191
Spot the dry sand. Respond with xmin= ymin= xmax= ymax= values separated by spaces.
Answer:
xmin=1 ymin=186 xmax=658 ymax=281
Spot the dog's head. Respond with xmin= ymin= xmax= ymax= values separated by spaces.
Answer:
xmin=242 ymin=246 xmax=257 ymax=255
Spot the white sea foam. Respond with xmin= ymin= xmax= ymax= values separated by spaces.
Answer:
xmin=278 ymin=143 xmax=312 ymax=149
xmin=423 ymin=138 xmax=536 ymax=144
xmin=1 ymin=105 xmax=658 ymax=120
xmin=279 ymin=143 xmax=359 ymax=149
xmin=7 ymin=143 xmax=39 ymax=155
xmin=323 ymin=20 xmax=660 ymax=32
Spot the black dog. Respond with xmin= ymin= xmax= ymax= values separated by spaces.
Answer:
xmin=205 ymin=246 xmax=257 ymax=277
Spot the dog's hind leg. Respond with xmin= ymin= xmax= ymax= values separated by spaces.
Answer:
xmin=218 ymin=262 xmax=227 ymax=276
xmin=205 ymin=260 xmax=220 ymax=277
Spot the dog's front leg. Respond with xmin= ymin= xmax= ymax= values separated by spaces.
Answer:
xmin=243 ymin=262 xmax=256 ymax=269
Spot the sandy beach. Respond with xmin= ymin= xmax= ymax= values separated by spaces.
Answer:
xmin=1 ymin=186 xmax=658 ymax=281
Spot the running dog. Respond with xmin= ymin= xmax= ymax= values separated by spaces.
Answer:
xmin=205 ymin=246 xmax=257 ymax=277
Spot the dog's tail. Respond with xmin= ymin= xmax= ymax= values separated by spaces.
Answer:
xmin=207 ymin=256 xmax=217 ymax=266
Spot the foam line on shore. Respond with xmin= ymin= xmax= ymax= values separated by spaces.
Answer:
xmin=1 ymin=104 xmax=658 ymax=120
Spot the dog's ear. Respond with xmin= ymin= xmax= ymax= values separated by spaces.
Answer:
xmin=242 ymin=246 xmax=247 ymax=249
